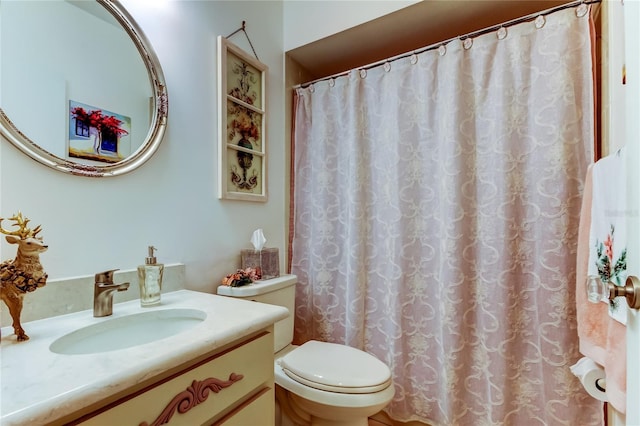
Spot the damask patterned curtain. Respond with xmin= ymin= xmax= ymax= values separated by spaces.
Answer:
xmin=291 ymin=6 xmax=602 ymax=425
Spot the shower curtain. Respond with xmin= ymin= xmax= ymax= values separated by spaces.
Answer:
xmin=290 ymin=6 xmax=601 ymax=426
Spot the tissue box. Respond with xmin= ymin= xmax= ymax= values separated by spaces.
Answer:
xmin=241 ymin=248 xmax=280 ymax=279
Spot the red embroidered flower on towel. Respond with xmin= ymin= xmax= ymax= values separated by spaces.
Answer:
xmin=604 ymin=234 xmax=613 ymax=263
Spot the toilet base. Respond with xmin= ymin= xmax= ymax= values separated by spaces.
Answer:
xmin=275 ymin=384 xmax=388 ymax=426
xmin=276 ymin=385 xmax=311 ymax=426
xmin=309 ymin=416 xmax=368 ymax=426
xmin=291 ymin=392 xmax=373 ymax=426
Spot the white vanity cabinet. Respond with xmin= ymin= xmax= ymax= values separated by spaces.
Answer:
xmin=1 ymin=291 xmax=288 ymax=426
xmin=65 ymin=330 xmax=275 ymax=426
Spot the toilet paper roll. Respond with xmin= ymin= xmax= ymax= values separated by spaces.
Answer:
xmin=570 ymin=357 xmax=607 ymax=402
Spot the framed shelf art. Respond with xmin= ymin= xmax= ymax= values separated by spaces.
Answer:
xmin=217 ymin=36 xmax=268 ymax=202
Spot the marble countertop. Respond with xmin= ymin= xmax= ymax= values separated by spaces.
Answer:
xmin=0 ymin=289 xmax=289 ymax=425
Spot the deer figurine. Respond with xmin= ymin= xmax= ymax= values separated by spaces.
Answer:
xmin=0 ymin=212 xmax=48 ymax=341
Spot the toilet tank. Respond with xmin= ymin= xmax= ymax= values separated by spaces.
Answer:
xmin=217 ymin=274 xmax=297 ymax=353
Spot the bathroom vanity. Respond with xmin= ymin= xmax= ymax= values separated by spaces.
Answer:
xmin=0 ymin=290 xmax=289 ymax=425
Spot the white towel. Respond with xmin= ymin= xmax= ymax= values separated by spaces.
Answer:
xmin=588 ymin=147 xmax=628 ymax=324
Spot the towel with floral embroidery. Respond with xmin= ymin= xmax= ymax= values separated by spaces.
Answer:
xmin=588 ymin=148 xmax=628 ymax=324
xmin=576 ymin=148 xmax=627 ymax=414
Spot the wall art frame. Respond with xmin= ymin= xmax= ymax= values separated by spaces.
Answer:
xmin=217 ymin=36 xmax=268 ymax=202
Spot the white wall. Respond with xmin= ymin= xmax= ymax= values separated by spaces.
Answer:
xmin=0 ymin=0 xmax=421 ymax=318
xmin=0 ymin=1 xmax=285 ymax=296
xmin=283 ymin=0 xmax=418 ymax=51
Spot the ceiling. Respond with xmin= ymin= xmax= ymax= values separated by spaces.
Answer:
xmin=287 ymin=0 xmax=574 ymax=81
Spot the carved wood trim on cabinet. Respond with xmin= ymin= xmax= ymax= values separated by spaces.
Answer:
xmin=139 ymin=373 xmax=244 ymax=426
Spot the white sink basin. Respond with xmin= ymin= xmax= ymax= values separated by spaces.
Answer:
xmin=49 ymin=308 xmax=206 ymax=355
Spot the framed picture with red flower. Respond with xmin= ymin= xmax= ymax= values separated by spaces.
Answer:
xmin=217 ymin=36 xmax=268 ymax=202
xmin=68 ymin=100 xmax=131 ymax=164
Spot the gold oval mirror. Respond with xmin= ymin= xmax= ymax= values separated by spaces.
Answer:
xmin=0 ymin=0 xmax=168 ymax=177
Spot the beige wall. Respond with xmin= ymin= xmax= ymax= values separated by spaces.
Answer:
xmin=283 ymin=1 xmax=418 ymax=52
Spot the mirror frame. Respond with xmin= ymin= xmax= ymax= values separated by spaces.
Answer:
xmin=0 ymin=0 xmax=168 ymax=178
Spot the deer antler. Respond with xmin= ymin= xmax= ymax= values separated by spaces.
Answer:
xmin=0 ymin=212 xmax=41 ymax=239
xmin=32 ymin=225 xmax=43 ymax=239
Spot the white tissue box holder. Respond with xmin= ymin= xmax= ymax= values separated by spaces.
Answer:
xmin=241 ymin=248 xmax=280 ymax=279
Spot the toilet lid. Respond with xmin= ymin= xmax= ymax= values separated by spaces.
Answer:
xmin=279 ymin=340 xmax=392 ymax=394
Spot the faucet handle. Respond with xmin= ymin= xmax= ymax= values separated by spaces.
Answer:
xmin=117 ymin=282 xmax=131 ymax=292
xmin=95 ymin=269 xmax=119 ymax=284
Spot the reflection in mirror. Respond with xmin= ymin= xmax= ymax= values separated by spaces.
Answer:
xmin=0 ymin=0 xmax=168 ymax=177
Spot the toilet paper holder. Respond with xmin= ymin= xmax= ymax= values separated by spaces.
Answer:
xmin=570 ymin=357 xmax=608 ymax=401
xmin=587 ymin=275 xmax=640 ymax=309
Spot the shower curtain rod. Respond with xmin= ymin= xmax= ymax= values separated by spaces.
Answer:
xmin=294 ymin=0 xmax=601 ymax=89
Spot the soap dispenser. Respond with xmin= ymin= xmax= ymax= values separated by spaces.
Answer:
xmin=138 ymin=245 xmax=164 ymax=307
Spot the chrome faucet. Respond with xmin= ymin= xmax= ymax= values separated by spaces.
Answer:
xmin=93 ymin=269 xmax=130 ymax=317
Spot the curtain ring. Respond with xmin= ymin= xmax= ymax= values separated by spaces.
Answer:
xmin=438 ymin=45 xmax=446 ymax=56
xmin=329 ymin=78 xmax=335 ymax=87
xmin=497 ymin=27 xmax=507 ymax=40
xmin=308 ymin=83 xmax=315 ymax=93
xmin=410 ymin=53 xmax=418 ymax=65
xmin=576 ymin=3 xmax=588 ymax=17
xmin=463 ymin=38 xmax=473 ymax=50
xmin=383 ymin=61 xmax=391 ymax=72
xmin=534 ymin=15 xmax=546 ymax=29
xmin=359 ymin=69 xmax=367 ymax=79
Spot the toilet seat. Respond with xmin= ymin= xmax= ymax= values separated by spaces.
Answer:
xmin=279 ymin=340 xmax=392 ymax=394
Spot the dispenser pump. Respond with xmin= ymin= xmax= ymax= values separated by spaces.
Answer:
xmin=145 ymin=246 xmax=157 ymax=265
xmin=138 ymin=245 xmax=164 ymax=307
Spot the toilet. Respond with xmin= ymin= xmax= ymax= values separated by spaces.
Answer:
xmin=217 ymin=274 xmax=395 ymax=426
